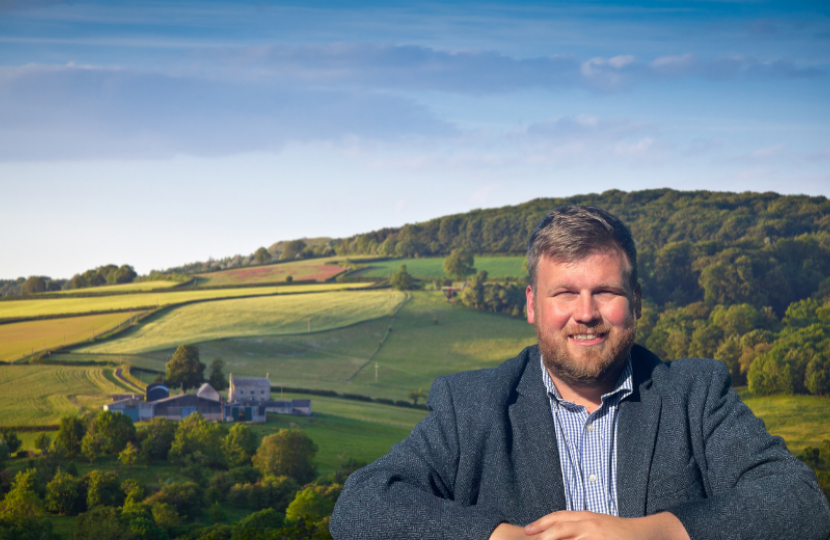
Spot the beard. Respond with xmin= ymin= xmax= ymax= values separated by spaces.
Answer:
xmin=537 ymin=320 xmax=637 ymax=389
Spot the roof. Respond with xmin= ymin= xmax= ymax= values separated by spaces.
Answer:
xmin=107 ymin=398 xmax=142 ymax=407
xmin=150 ymin=393 xmax=220 ymax=406
xmin=197 ymin=383 xmax=220 ymax=396
xmin=292 ymin=399 xmax=311 ymax=407
xmin=230 ymin=377 xmax=270 ymax=387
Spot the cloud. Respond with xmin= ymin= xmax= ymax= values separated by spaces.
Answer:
xmin=0 ymin=63 xmax=454 ymax=160
xmin=193 ymin=44 xmax=825 ymax=93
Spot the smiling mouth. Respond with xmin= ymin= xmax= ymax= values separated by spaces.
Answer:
xmin=569 ymin=332 xmax=608 ymax=345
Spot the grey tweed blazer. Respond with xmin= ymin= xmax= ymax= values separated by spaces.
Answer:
xmin=330 ymin=344 xmax=830 ymax=540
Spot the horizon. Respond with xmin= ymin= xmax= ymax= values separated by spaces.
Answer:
xmin=1 ymin=0 xmax=828 ymax=279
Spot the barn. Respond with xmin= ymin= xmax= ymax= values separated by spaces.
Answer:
xmin=146 ymin=393 xmax=223 ymax=421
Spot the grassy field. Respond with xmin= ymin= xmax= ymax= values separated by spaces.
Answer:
xmin=0 ymin=311 xmax=140 ymax=362
xmin=99 ymin=290 xmax=534 ymax=400
xmin=0 ymin=365 xmax=131 ymax=426
xmin=358 ymin=256 xmax=526 ymax=279
xmin=77 ymin=290 xmax=407 ymax=356
xmin=53 ymin=280 xmax=183 ymax=295
xmin=0 ymin=283 xmax=371 ymax=320
xmin=195 ymin=260 xmax=348 ymax=286
xmin=736 ymin=389 xmax=830 ymax=455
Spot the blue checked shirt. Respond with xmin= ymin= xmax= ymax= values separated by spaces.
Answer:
xmin=541 ymin=355 xmax=633 ymax=516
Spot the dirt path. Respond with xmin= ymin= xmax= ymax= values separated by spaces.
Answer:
xmin=114 ymin=367 xmax=144 ymax=393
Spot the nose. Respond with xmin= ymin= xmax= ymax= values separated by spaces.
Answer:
xmin=573 ymin=292 xmax=601 ymax=324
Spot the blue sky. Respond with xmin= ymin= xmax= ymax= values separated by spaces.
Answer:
xmin=1 ymin=0 xmax=828 ymax=279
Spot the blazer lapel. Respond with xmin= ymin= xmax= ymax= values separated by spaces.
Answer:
xmin=616 ymin=346 xmax=662 ymax=518
xmin=511 ymin=351 xmax=567 ymax=521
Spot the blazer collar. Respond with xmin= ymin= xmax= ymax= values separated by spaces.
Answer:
xmin=616 ymin=344 xmax=663 ymax=518
xmin=511 ymin=346 xmax=568 ymax=516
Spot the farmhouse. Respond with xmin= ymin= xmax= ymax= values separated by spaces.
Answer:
xmin=228 ymin=373 xmax=270 ymax=402
xmin=224 ymin=398 xmax=313 ymax=422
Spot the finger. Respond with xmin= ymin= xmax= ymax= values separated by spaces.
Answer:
xmin=525 ymin=511 xmax=593 ymax=535
xmin=535 ymin=520 xmax=583 ymax=540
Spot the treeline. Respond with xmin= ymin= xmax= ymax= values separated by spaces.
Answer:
xmin=0 ymin=411 xmax=349 ymax=539
xmin=68 ymin=264 xmax=137 ymax=290
xmin=1 ymin=276 xmax=66 ymax=296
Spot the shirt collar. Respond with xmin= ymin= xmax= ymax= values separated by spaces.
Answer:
xmin=540 ymin=353 xmax=633 ymax=407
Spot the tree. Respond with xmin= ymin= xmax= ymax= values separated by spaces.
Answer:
xmin=119 ymin=442 xmax=139 ymax=471
xmin=165 ymin=344 xmax=205 ymax=391
xmin=281 ymin=240 xmax=307 ymax=260
xmin=45 ymin=470 xmax=80 ymax=515
xmin=253 ymin=247 xmax=271 ymax=265
xmin=145 ymin=482 xmax=204 ymax=519
xmin=33 ymin=433 xmax=50 ymax=456
xmin=0 ymin=439 xmax=10 ymax=465
xmin=408 ymin=388 xmax=426 ymax=406
xmin=208 ymin=358 xmax=228 ymax=391
xmin=85 ymin=470 xmax=122 ymax=509
xmin=94 ymin=410 xmax=136 ymax=454
xmin=53 ymin=414 xmax=86 ymax=458
xmin=390 ymin=265 xmax=415 ymax=291
xmin=168 ymin=413 xmax=228 ymax=468
xmin=114 ymin=265 xmax=137 ymax=284
xmin=137 ymin=417 xmax=177 ymax=463
xmin=443 ymin=249 xmax=476 ymax=281
xmin=0 ymin=429 xmax=21 ymax=455
xmin=223 ymin=424 xmax=258 ymax=468
xmin=806 ymin=353 xmax=830 ymax=397
xmin=285 ymin=486 xmax=336 ymax=524
xmin=0 ymin=469 xmax=43 ymax=530
xmin=81 ymin=431 xmax=106 ymax=465
xmin=252 ymin=429 xmax=318 ymax=484
xmin=21 ymin=276 xmax=46 ymax=294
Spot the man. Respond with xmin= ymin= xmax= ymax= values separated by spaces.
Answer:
xmin=330 ymin=206 xmax=830 ymax=540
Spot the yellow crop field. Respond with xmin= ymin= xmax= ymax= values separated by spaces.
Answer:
xmin=0 ymin=283 xmax=371 ymax=320
xmin=54 ymin=280 xmax=182 ymax=295
xmin=83 ymin=290 xmax=406 ymax=355
xmin=0 ymin=365 xmax=127 ymax=426
xmin=0 ymin=312 xmax=140 ymax=362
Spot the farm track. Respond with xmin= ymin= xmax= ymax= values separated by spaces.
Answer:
xmin=114 ymin=367 xmax=144 ymax=393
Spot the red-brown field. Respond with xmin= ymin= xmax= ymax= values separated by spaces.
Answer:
xmin=196 ymin=261 xmax=346 ymax=286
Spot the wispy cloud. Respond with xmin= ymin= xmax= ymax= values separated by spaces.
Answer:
xmin=0 ymin=63 xmax=454 ymax=160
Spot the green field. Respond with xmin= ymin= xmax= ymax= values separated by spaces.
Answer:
xmin=196 ymin=259 xmax=348 ymax=286
xmin=78 ymin=290 xmax=406 ymax=356
xmin=0 ymin=365 xmax=131 ymax=426
xmin=0 ymin=311 xmax=141 ymax=362
xmin=737 ymin=389 xmax=830 ymax=455
xmin=358 ymin=256 xmax=526 ymax=279
xmin=97 ymin=290 xmax=535 ymax=400
xmin=53 ymin=280 xmax=183 ymax=295
xmin=0 ymin=282 xmax=371 ymax=320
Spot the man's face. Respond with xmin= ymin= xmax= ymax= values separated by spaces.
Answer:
xmin=526 ymin=250 xmax=641 ymax=388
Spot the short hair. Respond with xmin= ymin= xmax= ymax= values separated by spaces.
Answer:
xmin=527 ymin=206 xmax=638 ymax=290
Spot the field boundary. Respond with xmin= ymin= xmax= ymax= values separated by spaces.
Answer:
xmin=346 ymin=292 xmax=411 ymax=381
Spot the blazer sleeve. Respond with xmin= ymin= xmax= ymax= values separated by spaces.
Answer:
xmin=664 ymin=361 xmax=830 ymax=540
xmin=329 ymin=376 xmax=508 ymax=540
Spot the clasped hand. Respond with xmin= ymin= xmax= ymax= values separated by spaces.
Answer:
xmin=489 ymin=510 xmax=690 ymax=540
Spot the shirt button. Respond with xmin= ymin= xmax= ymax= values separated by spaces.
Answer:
xmin=586 ymin=423 xmax=594 ymax=432
xmin=589 ymin=474 xmax=597 ymax=482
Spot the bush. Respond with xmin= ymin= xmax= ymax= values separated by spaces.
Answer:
xmin=144 ymin=482 xmax=204 ymax=519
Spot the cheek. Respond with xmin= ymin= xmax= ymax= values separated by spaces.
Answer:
xmin=603 ymin=301 xmax=635 ymax=326
xmin=540 ymin=302 xmax=573 ymax=329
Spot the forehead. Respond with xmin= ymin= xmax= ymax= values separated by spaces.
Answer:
xmin=537 ymin=250 xmax=632 ymax=285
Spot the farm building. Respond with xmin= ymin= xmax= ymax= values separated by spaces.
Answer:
xmin=143 ymin=393 xmax=223 ymax=421
xmin=196 ymin=382 xmax=221 ymax=402
xmin=104 ymin=397 xmax=143 ymax=423
xmin=146 ymin=383 xmax=170 ymax=402
xmin=228 ymin=373 xmax=271 ymax=402
xmin=224 ymin=398 xmax=313 ymax=422
xmin=223 ymin=401 xmax=267 ymax=422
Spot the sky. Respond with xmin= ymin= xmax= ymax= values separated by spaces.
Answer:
xmin=1 ymin=0 xmax=828 ymax=279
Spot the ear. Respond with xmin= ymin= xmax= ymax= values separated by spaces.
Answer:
xmin=526 ymin=285 xmax=536 ymax=325
xmin=632 ymin=284 xmax=642 ymax=320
